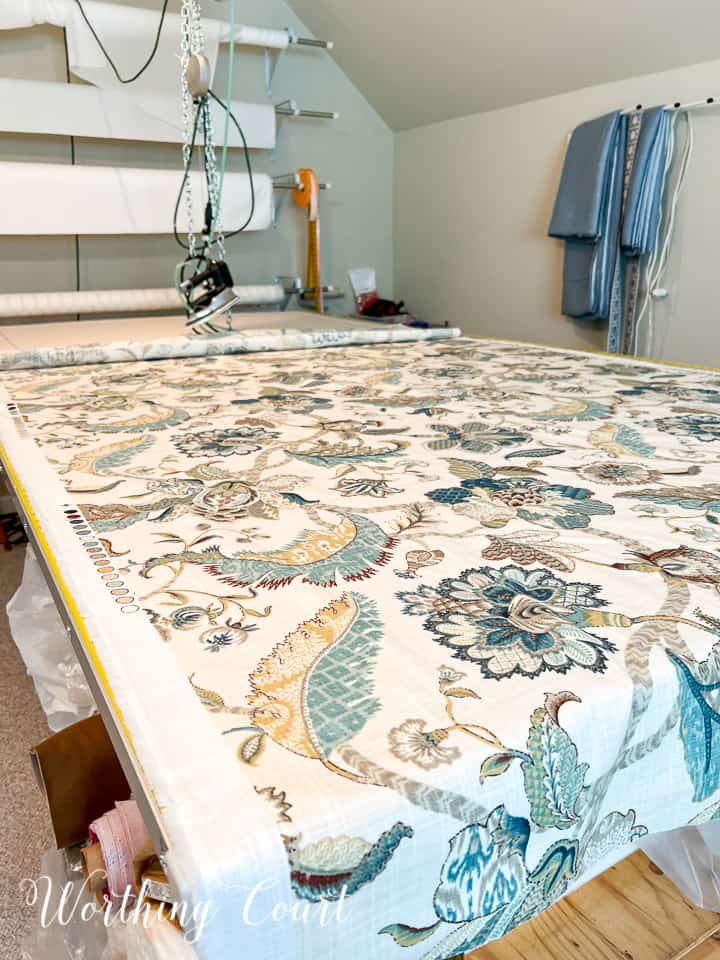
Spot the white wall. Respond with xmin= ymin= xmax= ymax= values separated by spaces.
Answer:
xmin=0 ymin=0 xmax=394 ymax=317
xmin=395 ymin=58 xmax=720 ymax=363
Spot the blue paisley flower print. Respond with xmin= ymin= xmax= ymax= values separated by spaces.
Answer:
xmin=576 ymin=462 xmax=656 ymax=486
xmin=170 ymin=605 xmax=210 ymax=630
xmin=427 ymin=477 xmax=614 ymax=530
xmin=426 ymin=423 xmax=528 ymax=454
xmin=335 ymin=477 xmax=403 ymax=498
xmin=399 ymin=565 xmax=614 ymax=679
xmin=172 ymin=425 xmax=280 ymax=458
xmin=381 ymin=805 xmax=579 ymax=955
xmin=232 ymin=391 xmax=332 ymax=414
xmin=656 ymin=415 xmax=720 ymax=443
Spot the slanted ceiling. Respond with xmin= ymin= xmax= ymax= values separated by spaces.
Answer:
xmin=287 ymin=0 xmax=720 ymax=130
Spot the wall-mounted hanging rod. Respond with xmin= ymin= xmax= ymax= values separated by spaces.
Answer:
xmin=234 ymin=25 xmax=332 ymax=51
xmin=622 ymin=96 xmax=718 ymax=115
xmin=254 ymin=27 xmax=333 ymax=95
xmin=273 ymin=276 xmax=344 ymax=311
xmin=273 ymin=173 xmax=332 ymax=191
xmin=298 ymin=285 xmax=344 ymax=305
xmin=275 ymin=100 xmax=338 ymax=121
xmin=291 ymin=34 xmax=333 ymax=50
xmin=271 ymin=174 xmax=331 ymax=227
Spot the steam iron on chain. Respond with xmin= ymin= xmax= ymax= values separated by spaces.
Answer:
xmin=181 ymin=259 xmax=241 ymax=334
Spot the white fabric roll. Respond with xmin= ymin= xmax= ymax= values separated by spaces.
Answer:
xmin=1 ymin=0 xmax=225 ymax=97
xmin=0 ymin=78 xmax=277 ymax=149
xmin=232 ymin=24 xmax=290 ymax=49
xmin=0 ymin=285 xmax=285 ymax=318
xmin=0 ymin=163 xmax=273 ymax=235
xmin=1 ymin=2 xmax=295 ymax=91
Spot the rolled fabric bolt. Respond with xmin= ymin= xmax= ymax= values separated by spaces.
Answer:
xmin=234 ymin=25 xmax=290 ymax=49
xmin=88 ymin=800 xmax=153 ymax=905
xmin=0 ymin=285 xmax=285 ymax=318
xmin=82 ymin=842 xmax=107 ymax=894
xmin=0 ymin=164 xmax=274 ymax=235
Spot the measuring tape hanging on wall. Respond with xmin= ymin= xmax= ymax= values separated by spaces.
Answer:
xmin=293 ymin=168 xmax=324 ymax=314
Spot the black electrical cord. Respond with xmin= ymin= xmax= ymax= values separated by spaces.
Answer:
xmin=72 ymin=0 xmax=170 ymax=84
xmin=200 ymin=98 xmax=215 ymax=234
xmin=173 ymin=101 xmax=202 ymax=253
xmin=173 ymin=90 xmax=256 ymax=254
xmin=207 ymin=88 xmax=256 ymax=237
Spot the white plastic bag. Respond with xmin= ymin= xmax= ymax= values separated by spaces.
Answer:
xmin=641 ymin=822 xmax=720 ymax=910
xmin=20 ymin=848 xmax=118 ymax=960
xmin=21 ymin=848 xmax=195 ymax=960
xmin=7 ymin=545 xmax=96 ymax=731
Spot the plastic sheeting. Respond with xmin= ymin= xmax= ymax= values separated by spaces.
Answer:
xmin=21 ymin=848 xmax=197 ymax=960
xmin=7 ymin=544 xmax=95 ymax=732
xmin=641 ymin=823 xmax=720 ymax=912
xmin=0 ymin=163 xmax=273 ymax=235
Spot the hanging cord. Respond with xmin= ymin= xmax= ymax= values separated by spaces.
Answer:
xmin=72 ymin=0 xmax=170 ymax=84
xmin=630 ymin=113 xmax=676 ymax=357
xmin=207 ymin=89 xmax=256 ymax=237
xmin=212 ymin=0 xmax=235 ymax=244
xmin=172 ymin=93 xmax=255 ymax=252
xmin=172 ymin=99 xmax=202 ymax=254
xmin=180 ymin=0 xmax=201 ymax=256
xmin=635 ymin=111 xmax=694 ymax=356
xmin=200 ymin=96 xmax=225 ymax=258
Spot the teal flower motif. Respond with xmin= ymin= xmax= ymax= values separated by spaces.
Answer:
xmin=657 ymin=415 xmax=720 ymax=443
xmin=426 ymin=423 xmax=528 ymax=454
xmin=380 ymin=805 xmax=579 ymax=956
xmin=427 ymin=477 xmax=613 ymax=530
xmin=577 ymin=462 xmax=656 ymax=486
xmin=170 ymin=605 xmax=210 ymax=630
xmin=668 ymin=647 xmax=720 ymax=802
xmin=335 ymin=477 xmax=402 ymax=498
xmin=232 ymin=390 xmax=332 ymax=414
xmin=173 ymin=423 xmax=280 ymax=457
xmin=173 ymin=425 xmax=279 ymax=458
xmin=200 ymin=621 xmax=256 ymax=652
xmin=399 ymin=565 xmax=614 ymax=680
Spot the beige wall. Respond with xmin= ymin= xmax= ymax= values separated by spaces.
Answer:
xmin=395 ymin=58 xmax=720 ymax=363
xmin=0 ymin=0 xmax=394 ymax=317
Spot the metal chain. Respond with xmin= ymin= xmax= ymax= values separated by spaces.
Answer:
xmin=180 ymin=0 xmax=208 ymax=258
xmin=180 ymin=0 xmax=196 ymax=256
xmin=201 ymin=100 xmax=226 ymax=260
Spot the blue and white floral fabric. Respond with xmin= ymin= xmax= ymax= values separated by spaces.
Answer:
xmin=2 ymin=333 xmax=720 ymax=960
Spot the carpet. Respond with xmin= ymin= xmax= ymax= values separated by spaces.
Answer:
xmin=0 ymin=546 xmax=53 ymax=958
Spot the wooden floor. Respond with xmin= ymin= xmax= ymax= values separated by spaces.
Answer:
xmin=471 ymin=852 xmax=720 ymax=960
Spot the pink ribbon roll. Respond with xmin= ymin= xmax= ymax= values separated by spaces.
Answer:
xmin=89 ymin=799 xmax=152 ymax=905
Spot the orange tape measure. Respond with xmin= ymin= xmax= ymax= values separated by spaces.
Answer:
xmin=293 ymin=168 xmax=323 ymax=314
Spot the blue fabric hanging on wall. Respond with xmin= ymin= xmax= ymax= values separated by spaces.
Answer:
xmin=549 ymin=106 xmax=673 ymax=352
xmin=622 ymin=106 xmax=671 ymax=257
xmin=548 ymin=111 xmax=626 ymax=320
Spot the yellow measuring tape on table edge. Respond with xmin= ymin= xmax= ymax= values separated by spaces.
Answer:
xmin=0 ymin=442 xmax=138 ymax=757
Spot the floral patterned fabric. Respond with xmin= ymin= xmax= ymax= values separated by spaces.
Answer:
xmin=3 ymin=334 xmax=720 ymax=960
